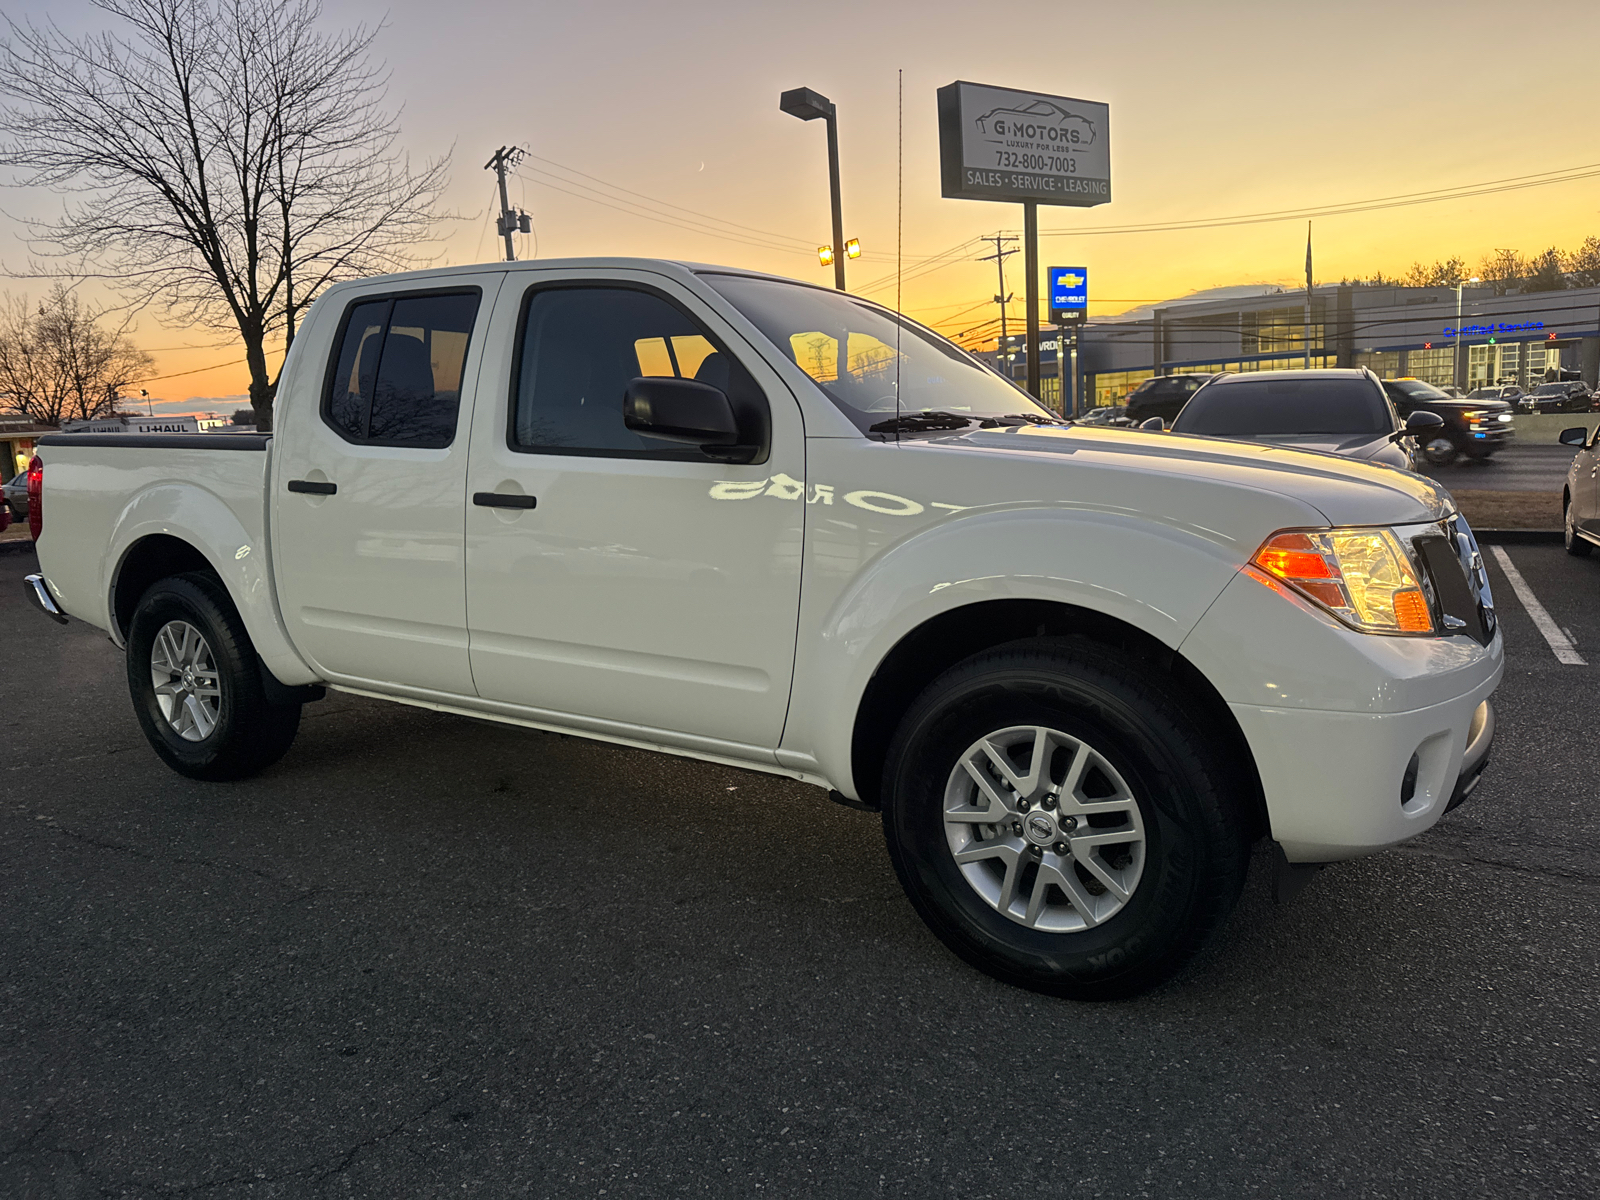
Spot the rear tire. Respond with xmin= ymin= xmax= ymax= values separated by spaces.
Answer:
xmin=126 ymin=572 xmax=301 ymax=781
xmin=880 ymin=638 xmax=1251 ymax=1000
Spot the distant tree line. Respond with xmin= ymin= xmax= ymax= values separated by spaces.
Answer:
xmin=1342 ymin=236 xmax=1600 ymax=294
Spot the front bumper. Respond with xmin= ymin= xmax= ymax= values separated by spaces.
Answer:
xmin=1231 ymin=688 xmax=1497 ymax=863
xmin=1445 ymin=696 xmax=1493 ymax=812
xmin=1181 ymin=563 xmax=1503 ymax=864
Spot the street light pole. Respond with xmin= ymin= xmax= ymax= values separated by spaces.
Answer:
xmin=780 ymin=87 xmax=848 ymax=290
xmin=1454 ymin=275 xmax=1482 ymax=390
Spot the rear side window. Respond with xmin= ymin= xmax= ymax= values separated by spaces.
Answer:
xmin=511 ymin=285 xmax=763 ymax=459
xmin=323 ymin=290 xmax=481 ymax=447
xmin=1173 ymin=379 xmax=1390 ymax=436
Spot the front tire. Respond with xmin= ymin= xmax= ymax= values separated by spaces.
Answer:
xmin=881 ymin=639 xmax=1251 ymax=1000
xmin=1565 ymin=495 xmax=1592 ymax=557
xmin=126 ymin=573 xmax=301 ymax=781
xmin=1422 ymin=436 xmax=1459 ymax=466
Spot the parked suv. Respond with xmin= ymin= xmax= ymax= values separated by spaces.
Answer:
xmin=1171 ymin=369 xmax=1433 ymax=471
xmin=1521 ymin=381 xmax=1596 ymax=414
xmin=1124 ymin=373 xmax=1209 ymax=427
xmin=1467 ymin=385 xmax=1523 ymax=405
xmin=1381 ymin=378 xmax=1514 ymax=465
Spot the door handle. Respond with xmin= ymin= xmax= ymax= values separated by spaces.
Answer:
xmin=473 ymin=492 xmax=537 ymax=510
xmin=287 ymin=479 xmax=337 ymax=496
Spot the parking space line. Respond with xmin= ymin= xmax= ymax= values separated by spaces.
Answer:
xmin=1489 ymin=545 xmax=1586 ymax=665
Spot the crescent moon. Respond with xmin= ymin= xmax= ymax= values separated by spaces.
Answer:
xmin=698 ymin=161 xmax=705 ymax=171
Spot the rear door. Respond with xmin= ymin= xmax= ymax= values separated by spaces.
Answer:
xmin=273 ymin=274 xmax=503 ymax=695
xmin=462 ymin=269 xmax=805 ymax=754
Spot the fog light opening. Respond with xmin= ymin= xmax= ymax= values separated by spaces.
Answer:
xmin=1399 ymin=753 xmax=1420 ymax=808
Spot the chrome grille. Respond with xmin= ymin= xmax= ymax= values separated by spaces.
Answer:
xmin=1446 ymin=513 xmax=1496 ymax=638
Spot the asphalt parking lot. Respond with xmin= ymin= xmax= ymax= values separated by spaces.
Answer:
xmin=3 ymin=547 xmax=1597 ymax=1198
xmin=1416 ymin=441 xmax=1578 ymax=492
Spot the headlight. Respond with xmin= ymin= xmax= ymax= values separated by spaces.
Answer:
xmin=1248 ymin=528 xmax=1433 ymax=634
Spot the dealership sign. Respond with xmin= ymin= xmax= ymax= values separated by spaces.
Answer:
xmin=1442 ymin=321 xmax=1544 ymax=337
xmin=1050 ymin=266 xmax=1089 ymax=322
xmin=937 ymin=82 xmax=1110 ymax=206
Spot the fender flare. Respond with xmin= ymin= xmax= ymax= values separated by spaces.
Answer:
xmin=104 ymin=484 xmax=318 ymax=686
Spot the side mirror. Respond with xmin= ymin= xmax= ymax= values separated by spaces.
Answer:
xmin=1139 ymin=416 xmax=1165 ymax=431
xmin=1394 ymin=410 xmax=1444 ymax=442
xmin=1559 ymin=426 xmax=1589 ymax=447
xmin=623 ymin=377 xmax=756 ymax=463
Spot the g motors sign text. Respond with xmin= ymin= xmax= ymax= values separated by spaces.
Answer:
xmin=937 ymin=81 xmax=1110 ymax=206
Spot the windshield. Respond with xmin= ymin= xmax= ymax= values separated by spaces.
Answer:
xmin=703 ymin=273 xmax=1053 ymax=435
xmin=1531 ymin=384 xmax=1565 ymax=394
xmin=1385 ymin=379 xmax=1452 ymax=400
xmin=1172 ymin=378 xmax=1391 ymax=437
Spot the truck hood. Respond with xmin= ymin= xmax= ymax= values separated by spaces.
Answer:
xmin=943 ymin=422 xmax=1450 ymax=527
xmin=1223 ymin=432 xmax=1393 ymax=460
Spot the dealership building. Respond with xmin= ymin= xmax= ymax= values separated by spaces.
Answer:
xmin=996 ymin=282 xmax=1600 ymax=412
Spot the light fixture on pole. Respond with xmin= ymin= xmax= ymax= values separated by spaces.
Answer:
xmin=1454 ymin=275 xmax=1482 ymax=389
xmin=781 ymin=87 xmax=853 ymax=290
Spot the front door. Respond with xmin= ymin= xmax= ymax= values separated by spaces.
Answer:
xmin=463 ymin=271 xmax=805 ymax=755
xmin=273 ymin=275 xmax=502 ymax=695
xmin=1579 ymin=429 xmax=1600 ymax=537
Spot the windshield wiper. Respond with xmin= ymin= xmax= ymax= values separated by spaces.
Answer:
xmin=992 ymin=412 xmax=1066 ymax=426
xmin=868 ymin=410 xmax=975 ymax=434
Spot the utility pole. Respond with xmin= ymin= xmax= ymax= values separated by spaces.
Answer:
xmin=485 ymin=146 xmax=531 ymax=262
xmin=979 ymin=234 xmax=1018 ymax=376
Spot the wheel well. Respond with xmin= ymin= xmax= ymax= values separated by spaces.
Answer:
xmin=111 ymin=535 xmax=216 ymax=639
xmin=848 ymin=599 xmax=1268 ymax=838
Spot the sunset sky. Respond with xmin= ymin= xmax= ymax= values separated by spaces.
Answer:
xmin=4 ymin=0 xmax=1600 ymax=413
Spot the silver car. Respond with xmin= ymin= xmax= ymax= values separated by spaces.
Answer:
xmin=1 ymin=471 xmax=28 ymax=519
xmin=1561 ymin=424 xmax=1600 ymax=556
xmin=1167 ymin=368 xmax=1441 ymax=471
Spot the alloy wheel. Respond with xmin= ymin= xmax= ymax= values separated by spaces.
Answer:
xmin=150 ymin=620 xmax=222 ymax=741
xmin=943 ymin=725 xmax=1147 ymax=933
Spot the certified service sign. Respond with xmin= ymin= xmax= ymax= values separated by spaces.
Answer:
xmin=937 ymin=81 xmax=1110 ymax=206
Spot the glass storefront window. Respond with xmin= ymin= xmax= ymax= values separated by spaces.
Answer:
xmin=1404 ymin=347 xmax=1456 ymax=388
xmin=1354 ymin=351 xmax=1401 ymax=378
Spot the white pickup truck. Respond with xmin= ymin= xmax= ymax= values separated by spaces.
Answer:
xmin=24 ymin=259 xmax=1501 ymax=998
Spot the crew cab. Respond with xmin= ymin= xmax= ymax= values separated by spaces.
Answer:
xmin=1381 ymin=378 xmax=1514 ymax=465
xmin=23 ymin=259 xmax=1502 ymax=999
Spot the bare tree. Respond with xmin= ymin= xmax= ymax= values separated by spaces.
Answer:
xmin=1522 ymin=247 xmax=1568 ymax=293
xmin=1402 ymin=256 xmax=1468 ymax=288
xmin=1567 ymin=236 xmax=1600 ymax=289
xmin=1477 ymin=248 xmax=1528 ymax=296
xmin=0 ymin=0 xmax=449 ymax=430
xmin=0 ymin=284 xmax=153 ymax=425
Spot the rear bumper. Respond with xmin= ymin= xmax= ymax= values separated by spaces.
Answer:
xmin=24 ymin=573 xmax=67 ymax=624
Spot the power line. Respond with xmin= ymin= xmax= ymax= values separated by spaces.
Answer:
xmin=1015 ymin=161 xmax=1600 ymax=240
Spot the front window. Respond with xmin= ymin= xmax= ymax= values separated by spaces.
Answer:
xmin=703 ymin=273 xmax=1054 ymax=436
xmin=1384 ymin=379 xmax=1453 ymax=400
xmin=1174 ymin=378 xmax=1391 ymax=437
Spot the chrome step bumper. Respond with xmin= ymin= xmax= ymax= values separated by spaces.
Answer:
xmin=24 ymin=573 xmax=67 ymax=625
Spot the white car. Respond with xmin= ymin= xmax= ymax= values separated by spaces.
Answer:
xmin=23 ymin=258 xmax=1501 ymax=999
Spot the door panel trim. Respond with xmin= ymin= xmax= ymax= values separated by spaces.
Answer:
xmin=471 ymin=629 xmax=770 ymax=692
